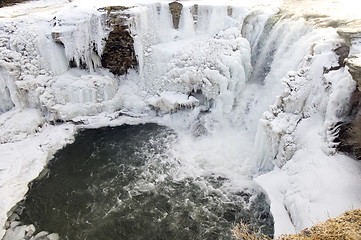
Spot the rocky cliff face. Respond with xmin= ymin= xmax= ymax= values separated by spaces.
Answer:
xmin=100 ymin=7 xmax=137 ymax=75
xmin=50 ymin=6 xmax=137 ymax=75
xmin=336 ymin=25 xmax=361 ymax=159
xmin=169 ymin=1 xmax=183 ymax=29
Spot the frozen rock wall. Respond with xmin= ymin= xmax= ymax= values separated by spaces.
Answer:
xmin=100 ymin=7 xmax=138 ymax=75
xmin=335 ymin=25 xmax=361 ymax=159
xmin=254 ymin=24 xmax=361 ymax=236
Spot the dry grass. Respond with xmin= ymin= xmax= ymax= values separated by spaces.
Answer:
xmin=232 ymin=222 xmax=268 ymax=240
xmin=233 ymin=209 xmax=361 ymax=240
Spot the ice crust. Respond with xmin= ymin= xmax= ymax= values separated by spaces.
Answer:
xmin=0 ymin=0 xmax=361 ymax=239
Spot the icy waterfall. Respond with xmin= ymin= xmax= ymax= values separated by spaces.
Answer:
xmin=0 ymin=1 xmax=361 ymax=239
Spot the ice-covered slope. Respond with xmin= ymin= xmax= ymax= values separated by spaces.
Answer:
xmin=0 ymin=0 xmax=361 ymax=239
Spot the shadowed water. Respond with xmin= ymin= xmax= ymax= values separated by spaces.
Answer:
xmin=17 ymin=123 xmax=273 ymax=240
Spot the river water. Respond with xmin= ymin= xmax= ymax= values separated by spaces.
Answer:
xmin=17 ymin=123 xmax=273 ymax=240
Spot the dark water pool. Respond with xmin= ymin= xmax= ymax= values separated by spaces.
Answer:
xmin=16 ymin=123 xmax=273 ymax=240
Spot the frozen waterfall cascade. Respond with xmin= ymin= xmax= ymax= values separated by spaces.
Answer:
xmin=0 ymin=0 xmax=361 ymax=239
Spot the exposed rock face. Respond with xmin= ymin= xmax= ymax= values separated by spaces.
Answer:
xmin=330 ymin=44 xmax=349 ymax=70
xmin=338 ymin=25 xmax=361 ymax=87
xmin=50 ymin=6 xmax=137 ymax=75
xmin=337 ymin=25 xmax=361 ymax=48
xmin=227 ymin=6 xmax=233 ymax=16
xmin=100 ymin=7 xmax=138 ymax=75
xmin=336 ymin=91 xmax=361 ymax=161
xmin=191 ymin=4 xmax=198 ymax=23
xmin=346 ymin=55 xmax=361 ymax=91
xmin=336 ymin=26 xmax=361 ymax=159
xmin=169 ymin=1 xmax=183 ymax=29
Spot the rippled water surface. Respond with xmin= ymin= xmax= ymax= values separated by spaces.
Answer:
xmin=18 ymin=123 xmax=273 ymax=240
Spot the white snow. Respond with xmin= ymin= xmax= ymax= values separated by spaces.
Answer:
xmin=257 ymin=115 xmax=361 ymax=237
xmin=255 ymin=168 xmax=296 ymax=236
xmin=255 ymin=34 xmax=361 ymax=236
xmin=0 ymin=0 xmax=361 ymax=239
xmin=0 ymin=111 xmax=76 ymax=239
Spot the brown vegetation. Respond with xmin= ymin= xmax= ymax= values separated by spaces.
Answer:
xmin=233 ymin=209 xmax=361 ymax=240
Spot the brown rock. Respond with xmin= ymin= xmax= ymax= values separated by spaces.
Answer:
xmin=338 ymin=109 xmax=361 ymax=160
xmin=100 ymin=7 xmax=138 ymax=75
xmin=346 ymin=55 xmax=361 ymax=91
xmin=169 ymin=1 xmax=183 ymax=29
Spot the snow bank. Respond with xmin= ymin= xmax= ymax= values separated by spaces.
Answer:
xmin=257 ymin=116 xmax=361 ymax=237
xmin=0 ymin=109 xmax=44 ymax=143
xmin=0 ymin=110 xmax=76 ymax=239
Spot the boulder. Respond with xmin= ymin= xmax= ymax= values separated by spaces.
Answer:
xmin=46 ymin=233 xmax=60 ymax=240
xmin=32 ymin=231 xmax=49 ymax=240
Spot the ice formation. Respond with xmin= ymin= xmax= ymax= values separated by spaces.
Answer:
xmin=0 ymin=0 xmax=361 ymax=239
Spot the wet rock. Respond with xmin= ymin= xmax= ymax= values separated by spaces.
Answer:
xmin=331 ymin=44 xmax=350 ymax=69
xmin=8 ymin=212 xmax=20 ymax=222
xmin=3 ymin=225 xmax=26 ymax=240
xmin=46 ymin=233 xmax=60 ymax=240
xmin=10 ymin=221 xmax=21 ymax=229
xmin=337 ymin=114 xmax=361 ymax=160
xmin=50 ymin=32 xmax=63 ymax=45
xmin=227 ymin=6 xmax=233 ymax=16
xmin=337 ymin=26 xmax=361 ymax=47
xmin=25 ymin=225 xmax=36 ymax=238
xmin=4 ymin=221 xmax=10 ymax=229
xmin=32 ymin=231 xmax=49 ymax=240
xmin=191 ymin=4 xmax=198 ymax=23
xmin=346 ymin=55 xmax=361 ymax=91
xmin=100 ymin=7 xmax=137 ymax=75
xmin=169 ymin=1 xmax=183 ymax=29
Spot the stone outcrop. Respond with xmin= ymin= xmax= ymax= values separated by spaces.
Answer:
xmin=330 ymin=44 xmax=349 ymax=70
xmin=338 ymin=23 xmax=361 ymax=88
xmin=337 ymin=111 xmax=361 ymax=160
xmin=3 ymin=211 xmax=60 ymax=240
xmin=169 ymin=1 xmax=183 ymax=29
xmin=100 ymin=7 xmax=138 ymax=75
xmin=338 ymin=25 xmax=361 ymax=88
xmin=191 ymin=4 xmax=198 ymax=23
xmin=51 ymin=6 xmax=138 ymax=75
xmin=337 ymin=24 xmax=361 ymax=47
xmin=335 ymin=25 xmax=361 ymax=160
xmin=345 ymin=55 xmax=361 ymax=91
